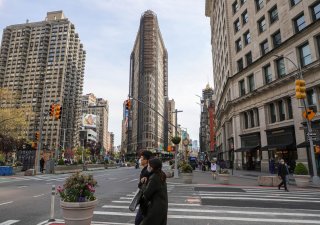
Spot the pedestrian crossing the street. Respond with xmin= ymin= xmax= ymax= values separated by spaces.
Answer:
xmin=51 ymin=184 xmax=320 ymax=225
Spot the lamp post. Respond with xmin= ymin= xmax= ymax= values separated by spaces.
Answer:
xmin=274 ymin=54 xmax=319 ymax=184
xmin=173 ymin=109 xmax=183 ymax=178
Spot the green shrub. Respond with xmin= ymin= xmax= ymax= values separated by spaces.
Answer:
xmin=180 ymin=163 xmax=193 ymax=173
xmin=104 ymin=159 xmax=109 ymax=164
xmin=58 ymin=159 xmax=65 ymax=165
xmin=78 ymin=159 xmax=83 ymax=164
xmin=294 ymin=163 xmax=308 ymax=175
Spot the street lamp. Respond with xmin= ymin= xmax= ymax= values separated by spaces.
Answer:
xmin=274 ymin=54 xmax=319 ymax=185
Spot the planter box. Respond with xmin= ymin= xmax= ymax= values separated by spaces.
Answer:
xmin=218 ymin=174 xmax=230 ymax=184
xmin=294 ymin=175 xmax=310 ymax=188
xmin=60 ymin=199 xmax=98 ymax=225
xmin=258 ymin=176 xmax=281 ymax=187
xmin=180 ymin=173 xmax=193 ymax=184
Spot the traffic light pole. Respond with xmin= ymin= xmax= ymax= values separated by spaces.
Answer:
xmin=275 ymin=55 xmax=319 ymax=185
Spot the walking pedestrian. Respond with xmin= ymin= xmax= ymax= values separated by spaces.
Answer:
xmin=40 ymin=157 xmax=45 ymax=173
xmin=140 ymin=158 xmax=168 ymax=225
xmin=211 ymin=161 xmax=217 ymax=180
xmin=135 ymin=150 xmax=153 ymax=225
xmin=278 ymin=159 xmax=289 ymax=192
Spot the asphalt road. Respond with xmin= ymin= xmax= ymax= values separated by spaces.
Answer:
xmin=1 ymin=167 xmax=320 ymax=225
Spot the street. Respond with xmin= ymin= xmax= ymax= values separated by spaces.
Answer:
xmin=0 ymin=168 xmax=320 ymax=225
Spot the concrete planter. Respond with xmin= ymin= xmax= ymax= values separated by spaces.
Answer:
xmin=294 ymin=175 xmax=310 ymax=188
xmin=218 ymin=174 xmax=230 ymax=184
xmin=60 ymin=199 xmax=98 ymax=225
xmin=180 ymin=173 xmax=193 ymax=184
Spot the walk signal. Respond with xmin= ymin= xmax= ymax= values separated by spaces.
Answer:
xmin=55 ymin=104 xmax=62 ymax=120
xmin=35 ymin=131 xmax=40 ymax=141
xmin=295 ymin=79 xmax=306 ymax=99
xmin=125 ymin=100 xmax=131 ymax=110
xmin=49 ymin=104 xmax=55 ymax=117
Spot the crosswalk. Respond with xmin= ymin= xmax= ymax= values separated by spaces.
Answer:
xmin=0 ymin=174 xmax=71 ymax=184
xmin=40 ymin=184 xmax=320 ymax=225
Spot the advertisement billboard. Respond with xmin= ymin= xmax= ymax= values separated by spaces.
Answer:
xmin=82 ymin=114 xmax=97 ymax=128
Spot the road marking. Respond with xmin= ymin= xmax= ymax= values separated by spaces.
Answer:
xmin=33 ymin=194 xmax=45 ymax=198
xmin=114 ymin=178 xmax=129 ymax=182
xmin=0 ymin=201 xmax=13 ymax=206
xmin=198 ymin=193 xmax=320 ymax=200
xmin=201 ymin=196 xmax=320 ymax=203
xmin=112 ymin=200 xmax=131 ymax=203
xmin=38 ymin=219 xmax=134 ymax=225
xmin=120 ymin=197 xmax=132 ymax=200
xmin=93 ymin=211 xmax=320 ymax=223
xmin=17 ymin=186 xmax=28 ymax=188
xmin=127 ymin=178 xmax=138 ymax=183
xmin=0 ymin=220 xmax=20 ymax=225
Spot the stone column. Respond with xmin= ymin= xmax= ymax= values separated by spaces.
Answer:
xmin=233 ymin=114 xmax=242 ymax=169
xmin=259 ymin=105 xmax=269 ymax=172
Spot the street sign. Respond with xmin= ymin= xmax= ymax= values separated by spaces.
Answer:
xmin=303 ymin=109 xmax=315 ymax=121
xmin=307 ymin=133 xmax=317 ymax=137
xmin=308 ymin=137 xmax=317 ymax=142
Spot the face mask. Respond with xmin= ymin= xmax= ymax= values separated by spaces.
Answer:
xmin=147 ymin=166 xmax=152 ymax=173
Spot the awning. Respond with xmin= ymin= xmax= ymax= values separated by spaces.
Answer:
xmin=297 ymin=140 xmax=320 ymax=148
xmin=235 ymin=145 xmax=260 ymax=152
xmin=261 ymin=143 xmax=293 ymax=151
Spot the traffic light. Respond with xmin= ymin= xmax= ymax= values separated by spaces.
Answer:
xmin=35 ymin=131 xmax=40 ymax=141
xmin=295 ymin=79 xmax=306 ymax=99
xmin=55 ymin=104 xmax=62 ymax=120
xmin=125 ymin=100 xmax=131 ymax=110
xmin=49 ymin=104 xmax=55 ymax=117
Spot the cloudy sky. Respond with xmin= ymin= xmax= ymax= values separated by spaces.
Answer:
xmin=0 ymin=0 xmax=213 ymax=145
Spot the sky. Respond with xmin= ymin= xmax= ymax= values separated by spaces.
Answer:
xmin=0 ymin=0 xmax=213 ymax=146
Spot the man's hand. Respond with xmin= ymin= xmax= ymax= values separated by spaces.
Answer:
xmin=140 ymin=177 xmax=147 ymax=184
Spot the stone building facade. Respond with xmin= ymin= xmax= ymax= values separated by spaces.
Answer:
xmin=205 ymin=0 xmax=320 ymax=173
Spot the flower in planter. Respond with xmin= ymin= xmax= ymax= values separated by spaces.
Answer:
xmin=57 ymin=172 xmax=97 ymax=202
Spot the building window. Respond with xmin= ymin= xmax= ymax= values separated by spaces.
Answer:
xmin=299 ymin=43 xmax=312 ymax=66
xmin=255 ymin=108 xmax=260 ymax=126
xmin=236 ymin=38 xmax=242 ymax=52
xmin=270 ymin=103 xmax=276 ymax=123
xmin=249 ymin=110 xmax=255 ymax=128
xmin=264 ymin=64 xmax=272 ymax=84
xmin=307 ymin=90 xmax=318 ymax=112
xmin=287 ymin=98 xmax=293 ymax=119
xmin=246 ymin=51 xmax=253 ymax=66
xmin=234 ymin=19 xmax=241 ymax=33
xmin=233 ymin=1 xmax=239 ymax=14
xmin=240 ymin=0 xmax=246 ymax=5
xmin=291 ymin=0 xmax=301 ymax=7
xmin=317 ymin=36 xmax=320 ymax=57
xmin=311 ymin=1 xmax=320 ymax=21
xmin=278 ymin=100 xmax=285 ymax=121
xmin=294 ymin=14 xmax=306 ymax=33
xmin=276 ymin=57 xmax=286 ymax=78
xmin=244 ymin=113 xmax=249 ymax=129
xmin=239 ymin=79 xmax=246 ymax=96
xmin=248 ymin=74 xmax=255 ymax=92
xmin=244 ymin=31 xmax=251 ymax=45
xmin=255 ymin=0 xmax=264 ymax=11
xmin=237 ymin=58 xmax=244 ymax=71
xmin=242 ymin=10 xmax=249 ymax=24
xmin=260 ymin=40 xmax=269 ymax=55
xmin=269 ymin=6 xmax=279 ymax=24
xmin=272 ymin=30 xmax=281 ymax=48
xmin=258 ymin=17 xmax=266 ymax=33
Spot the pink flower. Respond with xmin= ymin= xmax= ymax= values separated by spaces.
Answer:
xmin=56 ymin=185 xmax=64 ymax=193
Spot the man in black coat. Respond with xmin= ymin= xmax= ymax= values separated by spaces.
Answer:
xmin=135 ymin=150 xmax=153 ymax=225
xmin=278 ymin=159 xmax=289 ymax=191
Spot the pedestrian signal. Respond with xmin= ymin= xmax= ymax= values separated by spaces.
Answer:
xmin=295 ymin=79 xmax=306 ymax=99
xmin=125 ymin=100 xmax=131 ymax=110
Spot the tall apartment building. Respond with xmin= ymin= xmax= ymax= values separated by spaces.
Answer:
xmin=199 ymin=84 xmax=215 ymax=157
xmin=81 ymin=93 xmax=109 ymax=152
xmin=205 ymin=0 xmax=320 ymax=173
xmin=126 ymin=10 xmax=168 ymax=154
xmin=0 ymin=11 xmax=85 ymax=151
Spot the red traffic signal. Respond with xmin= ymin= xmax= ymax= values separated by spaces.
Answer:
xmin=49 ymin=104 xmax=55 ymax=117
xmin=55 ymin=104 xmax=62 ymax=120
xmin=125 ymin=100 xmax=131 ymax=110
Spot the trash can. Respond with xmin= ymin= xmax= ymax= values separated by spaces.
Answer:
xmin=45 ymin=160 xmax=55 ymax=174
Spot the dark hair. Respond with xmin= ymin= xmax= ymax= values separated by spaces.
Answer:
xmin=149 ymin=158 xmax=166 ymax=183
xmin=140 ymin=150 xmax=153 ymax=160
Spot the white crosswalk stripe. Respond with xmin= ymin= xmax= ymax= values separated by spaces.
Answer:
xmin=0 ymin=174 xmax=71 ymax=184
xmin=0 ymin=220 xmax=20 ymax=225
xmin=88 ymin=185 xmax=320 ymax=224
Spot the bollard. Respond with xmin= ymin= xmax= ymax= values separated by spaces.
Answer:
xmin=48 ymin=185 xmax=56 ymax=222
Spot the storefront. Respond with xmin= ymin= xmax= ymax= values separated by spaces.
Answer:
xmin=262 ymin=126 xmax=297 ymax=173
xmin=235 ymin=132 xmax=261 ymax=171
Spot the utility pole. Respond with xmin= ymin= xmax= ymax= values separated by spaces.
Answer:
xmin=173 ymin=109 xmax=183 ymax=179
xmin=274 ymin=55 xmax=319 ymax=185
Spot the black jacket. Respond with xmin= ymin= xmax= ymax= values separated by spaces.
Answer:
xmin=140 ymin=172 xmax=168 ymax=225
xmin=278 ymin=164 xmax=289 ymax=177
xmin=138 ymin=166 xmax=149 ymax=189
